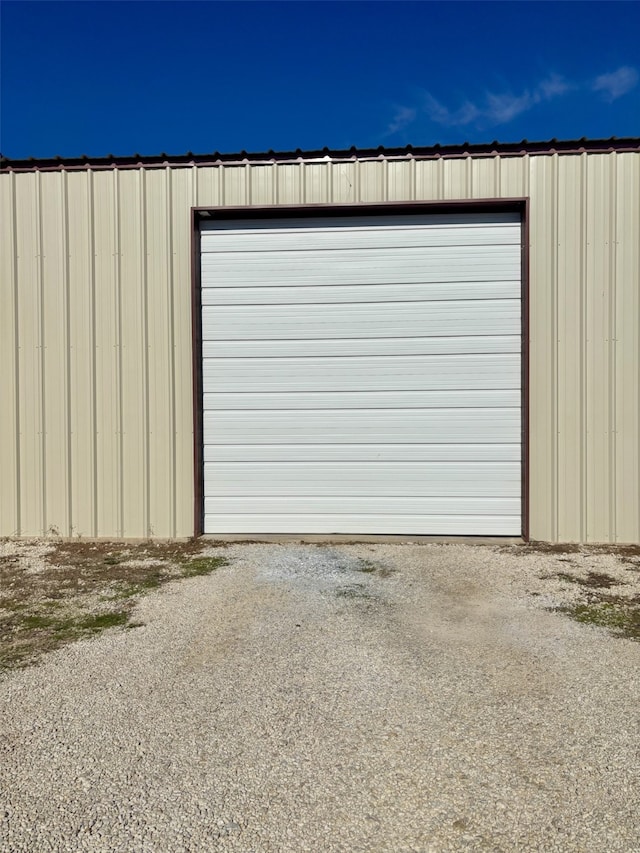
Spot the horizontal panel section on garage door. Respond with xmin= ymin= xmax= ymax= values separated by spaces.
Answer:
xmin=205 ymin=496 xmax=519 ymax=515
xmin=201 ymin=214 xmax=521 ymax=251
xmin=204 ymin=335 xmax=520 ymax=358
xmin=201 ymin=281 xmax=521 ymax=306
xmin=200 ymin=211 xmax=522 ymax=535
xmin=202 ymin=514 xmax=521 ymax=535
xmin=203 ymin=408 xmax=520 ymax=443
xmin=201 ymin=245 xmax=520 ymax=286
xmin=204 ymin=443 xmax=522 ymax=463
xmin=204 ymin=462 xmax=521 ymax=497
xmin=202 ymin=300 xmax=520 ymax=340
xmin=203 ymin=389 xmax=521 ymax=410
xmin=203 ymin=354 xmax=520 ymax=392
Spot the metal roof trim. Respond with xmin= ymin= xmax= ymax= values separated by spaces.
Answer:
xmin=1 ymin=137 xmax=639 ymax=172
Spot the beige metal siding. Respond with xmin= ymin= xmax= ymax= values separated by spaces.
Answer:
xmin=1 ymin=150 xmax=639 ymax=541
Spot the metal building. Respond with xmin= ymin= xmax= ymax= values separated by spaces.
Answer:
xmin=1 ymin=138 xmax=639 ymax=542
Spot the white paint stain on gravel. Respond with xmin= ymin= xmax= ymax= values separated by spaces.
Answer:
xmin=1 ymin=542 xmax=639 ymax=852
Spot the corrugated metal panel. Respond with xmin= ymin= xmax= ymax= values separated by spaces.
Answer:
xmin=0 ymin=173 xmax=19 ymax=536
xmin=1 ymin=149 xmax=639 ymax=541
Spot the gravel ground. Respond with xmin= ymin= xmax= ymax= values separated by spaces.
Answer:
xmin=1 ymin=542 xmax=639 ymax=852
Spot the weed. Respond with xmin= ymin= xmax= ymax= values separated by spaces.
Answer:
xmin=178 ymin=556 xmax=227 ymax=578
xmin=103 ymin=575 xmax=165 ymax=601
xmin=336 ymin=583 xmax=374 ymax=601
xmin=0 ymin=608 xmax=131 ymax=672
xmin=21 ymin=610 xmax=128 ymax=635
xmin=77 ymin=612 xmax=129 ymax=632
xmin=355 ymin=558 xmax=395 ymax=578
xmin=558 ymin=601 xmax=640 ymax=640
xmin=554 ymin=572 xmax=581 ymax=584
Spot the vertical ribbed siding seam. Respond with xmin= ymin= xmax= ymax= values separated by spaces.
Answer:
xmin=114 ymin=169 xmax=124 ymax=539
xmin=166 ymin=166 xmax=177 ymax=538
xmin=11 ymin=172 xmax=21 ymax=535
xmin=430 ymin=157 xmax=439 ymax=200
xmin=62 ymin=171 xmax=73 ymax=536
xmin=637 ymin=158 xmax=640 ymax=540
xmin=140 ymin=169 xmax=151 ymax=537
xmin=36 ymin=171 xmax=47 ymax=535
xmin=191 ymin=167 xmax=202 ymax=535
xmin=608 ymin=153 xmax=617 ymax=540
xmin=245 ymin=163 xmax=252 ymax=206
xmin=638 ymin=156 xmax=640 ymax=541
xmin=87 ymin=170 xmax=98 ymax=537
xmin=409 ymin=158 xmax=416 ymax=201
xmin=578 ymin=154 xmax=587 ymax=543
xmin=550 ymin=153 xmax=558 ymax=543
xmin=578 ymin=153 xmax=591 ymax=542
xmin=580 ymin=152 xmax=590 ymax=540
xmin=521 ymin=157 xmax=531 ymax=537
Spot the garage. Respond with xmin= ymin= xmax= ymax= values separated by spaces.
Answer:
xmin=200 ymin=208 xmax=523 ymax=535
xmin=4 ymin=139 xmax=638 ymax=542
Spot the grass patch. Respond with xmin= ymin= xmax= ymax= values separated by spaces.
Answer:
xmin=178 ymin=556 xmax=227 ymax=578
xmin=77 ymin=611 xmax=130 ymax=632
xmin=102 ymin=575 xmax=163 ymax=601
xmin=559 ymin=601 xmax=640 ymax=640
xmin=0 ymin=608 xmax=131 ymax=671
xmin=0 ymin=540 xmax=228 ymax=673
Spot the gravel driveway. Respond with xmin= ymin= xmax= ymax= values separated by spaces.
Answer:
xmin=1 ymin=542 xmax=639 ymax=852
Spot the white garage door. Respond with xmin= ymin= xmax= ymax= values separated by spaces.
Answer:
xmin=201 ymin=212 xmax=522 ymax=535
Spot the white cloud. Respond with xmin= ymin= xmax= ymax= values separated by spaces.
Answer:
xmin=421 ymin=74 xmax=569 ymax=129
xmin=536 ymin=73 xmax=572 ymax=100
xmin=385 ymin=66 xmax=637 ymax=138
xmin=422 ymin=93 xmax=480 ymax=127
xmin=483 ymin=90 xmax=534 ymax=124
xmin=387 ymin=106 xmax=417 ymax=135
xmin=592 ymin=66 xmax=639 ymax=101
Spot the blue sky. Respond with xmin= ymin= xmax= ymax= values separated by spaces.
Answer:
xmin=1 ymin=1 xmax=639 ymax=158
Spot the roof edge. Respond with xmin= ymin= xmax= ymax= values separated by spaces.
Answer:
xmin=2 ymin=137 xmax=639 ymax=173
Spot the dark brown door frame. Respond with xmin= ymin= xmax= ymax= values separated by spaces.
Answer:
xmin=190 ymin=198 xmax=530 ymax=540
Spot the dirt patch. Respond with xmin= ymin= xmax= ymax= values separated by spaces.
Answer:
xmin=0 ymin=539 xmax=227 ymax=672
xmin=549 ymin=570 xmax=622 ymax=589
xmin=503 ymin=541 xmax=582 ymax=555
xmin=354 ymin=558 xmax=396 ymax=578
xmin=504 ymin=541 xmax=640 ymax=559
